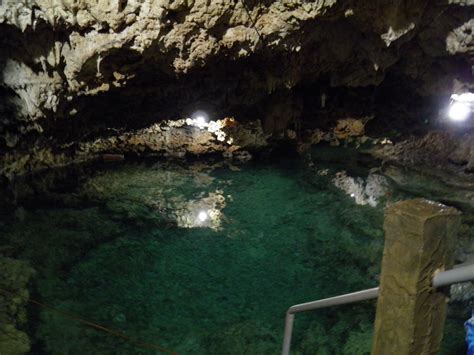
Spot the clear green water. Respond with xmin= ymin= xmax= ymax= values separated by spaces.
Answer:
xmin=0 ymin=155 xmax=464 ymax=354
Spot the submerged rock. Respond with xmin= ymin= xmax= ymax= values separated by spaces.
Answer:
xmin=370 ymin=131 xmax=474 ymax=183
xmin=0 ymin=324 xmax=30 ymax=355
xmin=378 ymin=163 xmax=474 ymax=211
xmin=0 ymin=257 xmax=35 ymax=355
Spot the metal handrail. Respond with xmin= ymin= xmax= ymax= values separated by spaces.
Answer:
xmin=282 ymin=262 xmax=474 ymax=355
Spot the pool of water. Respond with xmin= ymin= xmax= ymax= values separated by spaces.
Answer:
xmin=0 ymin=152 xmax=466 ymax=354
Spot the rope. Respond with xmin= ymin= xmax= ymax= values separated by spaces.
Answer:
xmin=0 ymin=288 xmax=178 ymax=355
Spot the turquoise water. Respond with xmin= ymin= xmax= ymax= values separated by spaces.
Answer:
xmin=1 ymin=155 xmax=460 ymax=354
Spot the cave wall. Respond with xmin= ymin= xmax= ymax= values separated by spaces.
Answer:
xmin=0 ymin=0 xmax=473 ymax=170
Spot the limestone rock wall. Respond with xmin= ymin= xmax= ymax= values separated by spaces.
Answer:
xmin=0 ymin=0 xmax=473 ymax=175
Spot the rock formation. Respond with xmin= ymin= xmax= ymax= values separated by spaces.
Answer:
xmin=0 ymin=257 xmax=35 ymax=354
xmin=0 ymin=0 xmax=473 ymax=176
xmin=1 ymin=3 xmax=474 ymax=353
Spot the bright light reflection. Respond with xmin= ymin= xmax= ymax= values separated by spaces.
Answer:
xmin=448 ymin=93 xmax=473 ymax=122
xmin=449 ymin=102 xmax=470 ymax=121
xmin=191 ymin=111 xmax=209 ymax=128
xmin=195 ymin=116 xmax=206 ymax=126
xmin=452 ymin=93 xmax=474 ymax=102
xmin=198 ymin=210 xmax=208 ymax=222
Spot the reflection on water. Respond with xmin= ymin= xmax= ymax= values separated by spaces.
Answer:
xmin=331 ymin=170 xmax=390 ymax=207
xmin=0 ymin=158 xmax=386 ymax=354
xmin=0 ymin=153 xmax=464 ymax=354
xmin=151 ymin=189 xmax=227 ymax=230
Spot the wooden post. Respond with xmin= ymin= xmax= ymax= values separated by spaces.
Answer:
xmin=372 ymin=198 xmax=461 ymax=355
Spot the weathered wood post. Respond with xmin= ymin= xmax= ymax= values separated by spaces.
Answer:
xmin=372 ymin=198 xmax=461 ymax=355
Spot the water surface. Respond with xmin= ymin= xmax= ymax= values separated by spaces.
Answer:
xmin=0 ymin=155 xmax=425 ymax=354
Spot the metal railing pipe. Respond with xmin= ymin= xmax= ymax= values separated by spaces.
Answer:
xmin=282 ymin=262 xmax=474 ymax=355
xmin=287 ymin=287 xmax=379 ymax=315
xmin=433 ymin=263 xmax=474 ymax=288
xmin=282 ymin=287 xmax=379 ymax=355
xmin=282 ymin=313 xmax=295 ymax=355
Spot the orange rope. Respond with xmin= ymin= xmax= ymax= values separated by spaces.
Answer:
xmin=0 ymin=288 xmax=178 ymax=355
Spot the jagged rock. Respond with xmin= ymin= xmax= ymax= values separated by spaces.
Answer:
xmin=370 ymin=131 xmax=474 ymax=179
xmin=0 ymin=0 xmax=473 ymax=175
xmin=333 ymin=118 xmax=366 ymax=140
xmin=78 ymin=117 xmax=268 ymax=157
xmin=0 ymin=117 xmax=268 ymax=177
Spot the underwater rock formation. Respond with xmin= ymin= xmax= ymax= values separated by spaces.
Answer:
xmin=0 ymin=257 xmax=35 ymax=355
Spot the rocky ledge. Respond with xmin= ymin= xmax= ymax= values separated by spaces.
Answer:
xmin=1 ymin=1 xmax=473 ymax=175
xmin=370 ymin=131 xmax=474 ymax=182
